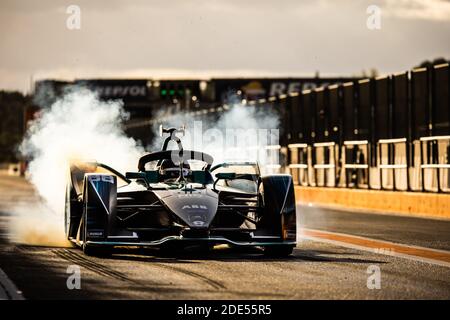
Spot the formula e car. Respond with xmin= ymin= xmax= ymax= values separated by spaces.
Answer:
xmin=65 ymin=127 xmax=297 ymax=256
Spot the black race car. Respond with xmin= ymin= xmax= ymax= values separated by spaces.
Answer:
xmin=65 ymin=127 xmax=297 ymax=256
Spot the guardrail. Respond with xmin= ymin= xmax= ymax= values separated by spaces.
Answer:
xmin=313 ymin=142 xmax=337 ymax=187
xmin=288 ymin=143 xmax=309 ymax=186
xmin=342 ymin=140 xmax=370 ymax=188
xmin=281 ymin=135 xmax=450 ymax=193
xmin=420 ymin=135 xmax=450 ymax=192
xmin=378 ymin=138 xmax=408 ymax=191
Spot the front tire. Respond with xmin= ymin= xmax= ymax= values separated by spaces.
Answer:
xmin=259 ymin=175 xmax=297 ymax=242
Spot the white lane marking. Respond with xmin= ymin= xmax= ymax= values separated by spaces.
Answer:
xmin=300 ymin=228 xmax=450 ymax=269
xmin=0 ymin=267 xmax=25 ymax=300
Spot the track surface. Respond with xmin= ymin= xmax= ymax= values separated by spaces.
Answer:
xmin=0 ymin=174 xmax=449 ymax=299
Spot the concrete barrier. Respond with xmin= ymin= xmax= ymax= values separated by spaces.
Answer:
xmin=295 ymin=186 xmax=450 ymax=220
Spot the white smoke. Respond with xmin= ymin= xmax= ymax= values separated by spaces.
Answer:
xmin=11 ymin=89 xmax=280 ymax=246
xmin=150 ymin=99 xmax=281 ymax=169
xmin=11 ymin=89 xmax=144 ymax=246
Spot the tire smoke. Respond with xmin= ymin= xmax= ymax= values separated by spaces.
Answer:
xmin=10 ymin=89 xmax=281 ymax=246
xmin=149 ymin=99 xmax=281 ymax=170
xmin=10 ymin=89 xmax=144 ymax=246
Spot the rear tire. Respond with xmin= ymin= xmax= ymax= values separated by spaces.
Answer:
xmin=259 ymin=175 xmax=297 ymax=241
xmin=65 ymin=182 xmax=82 ymax=241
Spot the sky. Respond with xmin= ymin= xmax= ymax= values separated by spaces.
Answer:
xmin=1 ymin=0 xmax=449 ymax=93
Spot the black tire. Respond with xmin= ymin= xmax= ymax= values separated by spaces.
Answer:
xmin=263 ymin=245 xmax=294 ymax=257
xmin=259 ymin=175 xmax=297 ymax=241
xmin=64 ymin=183 xmax=70 ymax=238
xmin=65 ymin=181 xmax=82 ymax=242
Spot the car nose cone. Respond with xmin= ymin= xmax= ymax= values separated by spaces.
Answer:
xmin=154 ymin=189 xmax=218 ymax=228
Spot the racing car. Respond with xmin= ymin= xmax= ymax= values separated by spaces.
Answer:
xmin=65 ymin=127 xmax=297 ymax=256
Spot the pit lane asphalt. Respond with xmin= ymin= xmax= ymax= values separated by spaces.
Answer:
xmin=0 ymin=174 xmax=449 ymax=299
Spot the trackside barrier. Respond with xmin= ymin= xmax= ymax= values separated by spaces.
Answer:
xmin=279 ymin=64 xmax=448 ymax=193
xmin=284 ymin=137 xmax=448 ymax=193
xmin=313 ymin=142 xmax=336 ymax=187
xmin=409 ymin=140 xmax=423 ymax=191
xmin=342 ymin=140 xmax=370 ymax=188
xmin=307 ymin=145 xmax=316 ymax=186
xmin=288 ymin=143 xmax=308 ymax=186
xmin=420 ymin=136 xmax=450 ymax=192
xmin=378 ymin=138 xmax=409 ymax=191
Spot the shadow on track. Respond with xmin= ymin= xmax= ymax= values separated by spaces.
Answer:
xmin=101 ymin=246 xmax=386 ymax=265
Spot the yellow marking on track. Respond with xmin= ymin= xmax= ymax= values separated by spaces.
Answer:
xmin=301 ymin=228 xmax=450 ymax=267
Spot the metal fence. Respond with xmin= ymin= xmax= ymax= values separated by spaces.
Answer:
xmin=272 ymin=64 xmax=450 ymax=193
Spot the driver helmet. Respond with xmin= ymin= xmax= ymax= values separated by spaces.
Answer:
xmin=159 ymin=159 xmax=190 ymax=179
